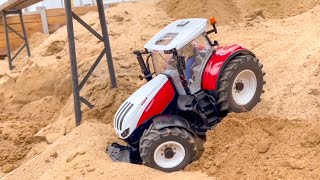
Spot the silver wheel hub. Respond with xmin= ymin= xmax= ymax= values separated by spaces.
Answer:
xmin=154 ymin=141 xmax=185 ymax=169
xmin=232 ymin=70 xmax=257 ymax=105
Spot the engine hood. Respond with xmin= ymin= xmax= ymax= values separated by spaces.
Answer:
xmin=113 ymin=74 xmax=169 ymax=139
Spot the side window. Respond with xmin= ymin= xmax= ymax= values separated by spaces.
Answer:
xmin=179 ymin=43 xmax=195 ymax=62
xmin=178 ymin=34 xmax=212 ymax=93
xmin=192 ymin=34 xmax=212 ymax=58
xmin=178 ymin=43 xmax=196 ymax=80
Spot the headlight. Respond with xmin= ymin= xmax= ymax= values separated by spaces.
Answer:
xmin=121 ymin=128 xmax=130 ymax=138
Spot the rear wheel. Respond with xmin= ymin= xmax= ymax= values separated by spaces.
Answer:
xmin=139 ymin=125 xmax=197 ymax=172
xmin=217 ymin=54 xmax=265 ymax=113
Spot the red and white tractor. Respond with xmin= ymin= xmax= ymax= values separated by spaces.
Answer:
xmin=107 ymin=18 xmax=265 ymax=172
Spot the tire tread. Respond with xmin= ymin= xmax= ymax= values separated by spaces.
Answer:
xmin=139 ymin=125 xmax=198 ymax=172
xmin=217 ymin=54 xmax=265 ymax=114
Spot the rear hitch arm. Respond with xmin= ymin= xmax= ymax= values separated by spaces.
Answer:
xmin=133 ymin=49 xmax=153 ymax=81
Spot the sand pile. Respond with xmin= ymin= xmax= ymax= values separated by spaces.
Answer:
xmin=157 ymin=0 xmax=320 ymax=24
xmin=0 ymin=32 xmax=49 ymax=74
xmin=0 ymin=0 xmax=320 ymax=179
xmin=185 ymin=5 xmax=320 ymax=179
xmin=0 ymin=1 xmax=171 ymax=173
xmin=209 ymin=5 xmax=320 ymax=120
xmin=4 ymin=122 xmax=211 ymax=180
xmin=157 ymin=0 xmax=241 ymax=25
xmin=187 ymin=113 xmax=320 ymax=179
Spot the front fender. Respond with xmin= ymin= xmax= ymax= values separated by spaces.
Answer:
xmin=123 ymin=115 xmax=190 ymax=145
xmin=201 ymin=44 xmax=255 ymax=90
xmin=152 ymin=115 xmax=195 ymax=136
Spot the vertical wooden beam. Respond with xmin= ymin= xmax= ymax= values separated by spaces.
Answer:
xmin=37 ymin=6 xmax=49 ymax=34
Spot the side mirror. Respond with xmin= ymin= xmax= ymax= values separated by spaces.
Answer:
xmin=176 ymin=55 xmax=186 ymax=70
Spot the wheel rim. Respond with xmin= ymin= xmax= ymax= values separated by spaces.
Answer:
xmin=232 ymin=70 xmax=257 ymax=105
xmin=154 ymin=141 xmax=185 ymax=169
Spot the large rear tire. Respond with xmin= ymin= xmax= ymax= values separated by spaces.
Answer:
xmin=217 ymin=54 xmax=265 ymax=114
xmin=139 ymin=125 xmax=197 ymax=172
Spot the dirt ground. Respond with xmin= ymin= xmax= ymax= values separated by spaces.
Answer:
xmin=158 ymin=0 xmax=320 ymax=24
xmin=1 ymin=0 xmax=320 ymax=179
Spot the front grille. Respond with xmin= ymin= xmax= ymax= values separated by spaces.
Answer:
xmin=115 ymin=102 xmax=134 ymax=130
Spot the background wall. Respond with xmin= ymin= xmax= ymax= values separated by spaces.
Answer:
xmin=0 ymin=5 xmax=99 ymax=55
xmin=0 ymin=13 xmax=42 ymax=56
xmin=0 ymin=0 xmax=135 ymax=12
xmin=0 ymin=0 xmax=135 ymax=56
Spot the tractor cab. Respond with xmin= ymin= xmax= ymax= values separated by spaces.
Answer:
xmin=139 ymin=18 xmax=218 ymax=95
xmin=150 ymin=34 xmax=213 ymax=94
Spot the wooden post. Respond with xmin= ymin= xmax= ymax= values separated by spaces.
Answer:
xmin=37 ymin=6 xmax=49 ymax=34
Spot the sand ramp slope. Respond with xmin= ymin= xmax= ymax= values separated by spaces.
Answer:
xmin=4 ymin=122 xmax=211 ymax=180
xmin=1 ymin=0 xmax=320 ymax=179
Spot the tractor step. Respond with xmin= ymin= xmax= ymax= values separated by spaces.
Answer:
xmin=208 ymin=116 xmax=220 ymax=125
xmin=195 ymin=117 xmax=220 ymax=135
xmin=195 ymin=92 xmax=218 ymax=117
xmin=204 ymin=109 xmax=215 ymax=116
xmin=195 ymin=91 xmax=208 ymax=99
xmin=200 ymin=101 xmax=211 ymax=108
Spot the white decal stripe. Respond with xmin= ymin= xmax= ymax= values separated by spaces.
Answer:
xmin=116 ymin=102 xmax=130 ymax=129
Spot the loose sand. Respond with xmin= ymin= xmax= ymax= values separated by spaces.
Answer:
xmin=1 ymin=0 xmax=320 ymax=179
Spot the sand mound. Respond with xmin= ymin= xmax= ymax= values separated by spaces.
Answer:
xmin=157 ymin=0 xmax=241 ymax=25
xmin=0 ymin=0 xmax=320 ymax=179
xmin=157 ymin=0 xmax=320 ymax=24
xmin=211 ymin=5 xmax=320 ymax=120
xmin=0 ymin=0 xmax=171 ymax=174
xmin=3 ymin=122 xmax=211 ymax=180
xmin=187 ymin=114 xmax=320 ymax=179
xmin=42 ymin=40 xmax=66 ymax=56
xmin=185 ymin=5 xmax=320 ymax=179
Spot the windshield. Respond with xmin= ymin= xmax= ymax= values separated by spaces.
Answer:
xmin=150 ymin=34 xmax=213 ymax=94
xmin=151 ymin=53 xmax=176 ymax=75
xmin=151 ymin=34 xmax=211 ymax=76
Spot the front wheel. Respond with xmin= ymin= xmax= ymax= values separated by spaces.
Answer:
xmin=217 ymin=54 xmax=265 ymax=113
xmin=139 ymin=125 xmax=197 ymax=172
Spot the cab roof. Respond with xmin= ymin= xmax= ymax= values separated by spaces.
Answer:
xmin=144 ymin=18 xmax=208 ymax=52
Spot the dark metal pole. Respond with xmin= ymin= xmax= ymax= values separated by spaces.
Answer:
xmin=96 ymin=0 xmax=117 ymax=88
xmin=11 ymin=44 xmax=26 ymax=61
xmin=7 ymin=25 xmax=24 ymax=39
xmin=18 ymin=10 xmax=31 ymax=57
xmin=64 ymin=0 xmax=82 ymax=126
xmin=2 ymin=11 xmax=13 ymax=70
xmin=72 ymin=12 xmax=103 ymax=41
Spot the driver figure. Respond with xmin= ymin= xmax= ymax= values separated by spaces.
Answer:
xmin=181 ymin=42 xmax=206 ymax=81
xmin=180 ymin=43 xmax=195 ymax=80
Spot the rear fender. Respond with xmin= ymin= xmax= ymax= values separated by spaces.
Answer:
xmin=202 ymin=44 xmax=255 ymax=91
